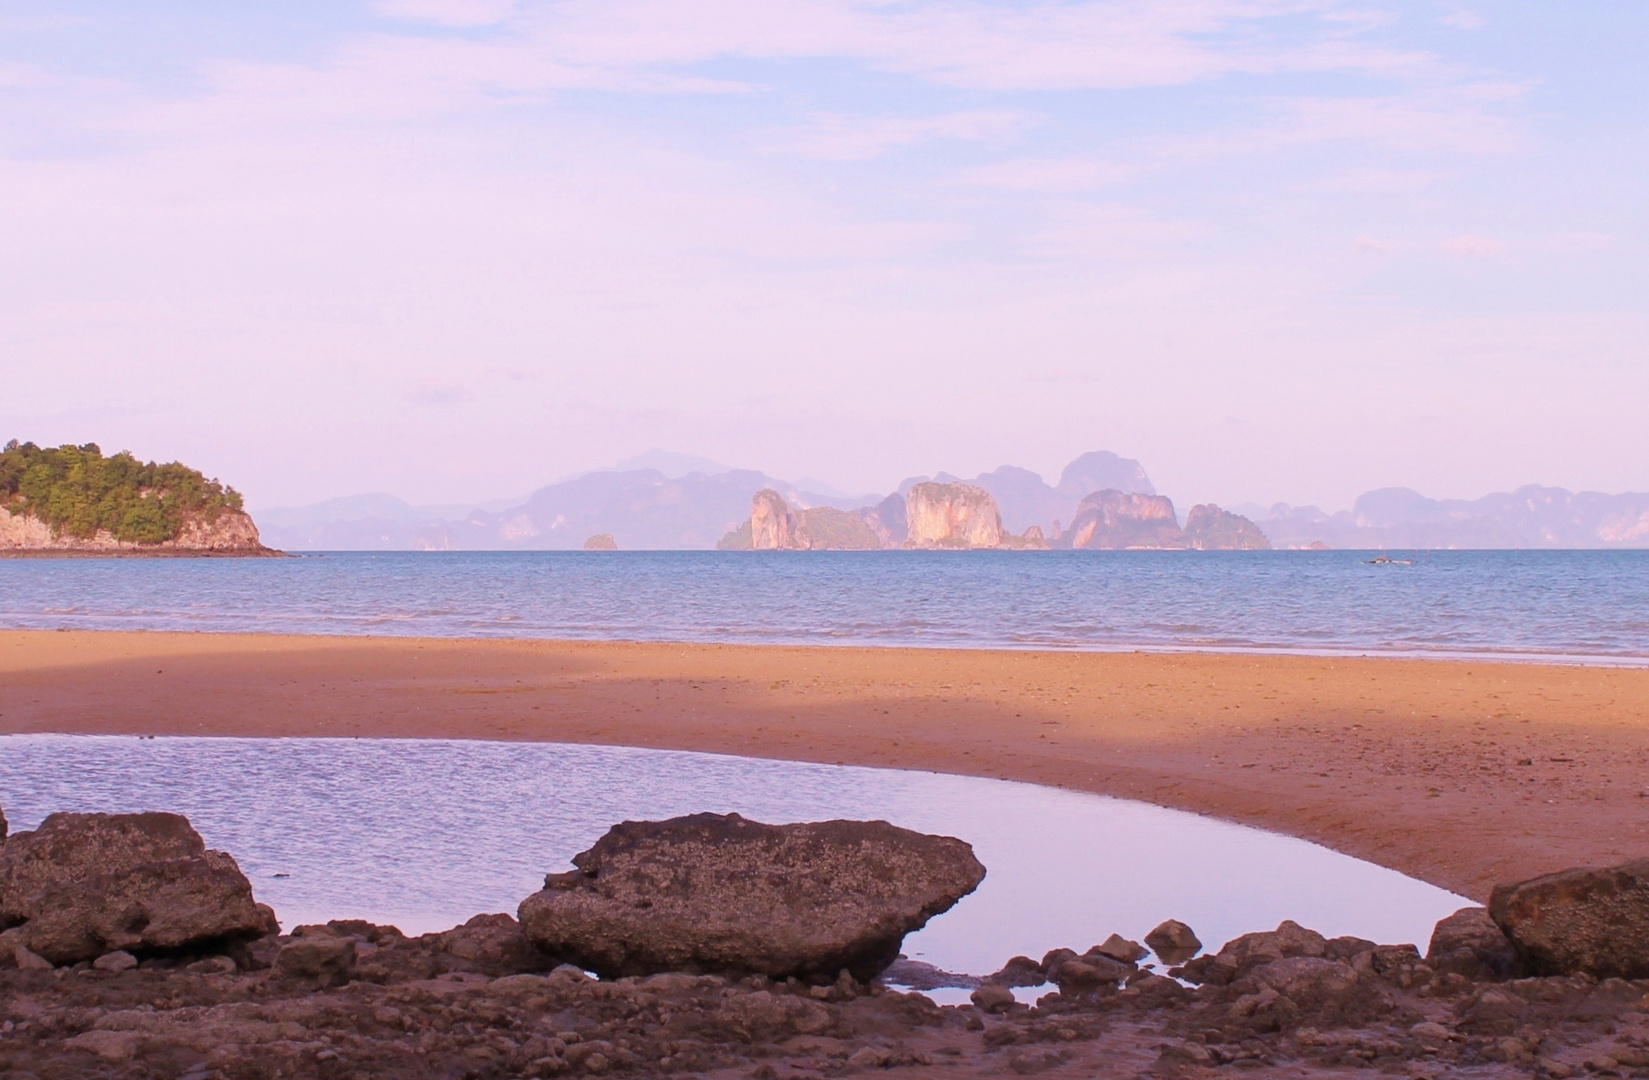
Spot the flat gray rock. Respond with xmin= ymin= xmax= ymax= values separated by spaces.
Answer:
xmin=518 ymin=812 xmax=985 ymax=980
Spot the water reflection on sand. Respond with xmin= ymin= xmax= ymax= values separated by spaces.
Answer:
xmin=0 ymin=736 xmax=1468 ymax=976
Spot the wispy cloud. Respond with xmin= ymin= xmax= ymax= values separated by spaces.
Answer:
xmin=405 ymin=381 xmax=476 ymax=405
xmin=375 ymin=0 xmax=522 ymax=28
xmin=425 ymin=0 xmax=1452 ymax=93
xmin=778 ymin=110 xmax=1034 ymax=161
xmin=960 ymin=156 xmax=1133 ymax=192
xmin=1441 ymin=234 xmax=1503 ymax=257
xmin=1441 ymin=10 xmax=1487 ymax=31
xmin=133 ymin=0 xmax=1465 ymax=115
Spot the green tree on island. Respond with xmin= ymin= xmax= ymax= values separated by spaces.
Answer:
xmin=0 ymin=440 xmax=244 ymax=544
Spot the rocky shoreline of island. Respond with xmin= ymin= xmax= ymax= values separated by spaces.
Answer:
xmin=3 ymin=804 xmax=1647 ymax=1080
xmin=0 ymin=442 xmax=276 ymax=557
xmin=0 ymin=504 xmax=277 ymax=557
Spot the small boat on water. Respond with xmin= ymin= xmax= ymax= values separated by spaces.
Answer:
xmin=1365 ymin=553 xmax=1413 ymax=565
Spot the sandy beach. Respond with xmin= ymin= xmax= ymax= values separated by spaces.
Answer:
xmin=4 ymin=629 xmax=1647 ymax=900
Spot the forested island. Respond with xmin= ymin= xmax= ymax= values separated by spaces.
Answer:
xmin=0 ymin=441 xmax=269 ymax=554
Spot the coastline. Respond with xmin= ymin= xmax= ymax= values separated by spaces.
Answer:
xmin=4 ymin=629 xmax=1647 ymax=901
xmin=0 ymin=548 xmax=286 ymax=558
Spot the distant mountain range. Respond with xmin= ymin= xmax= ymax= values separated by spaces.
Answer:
xmin=1241 ymin=486 xmax=1649 ymax=550
xmin=253 ymin=452 xmax=1649 ymax=551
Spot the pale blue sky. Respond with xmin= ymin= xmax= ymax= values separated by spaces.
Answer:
xmin=2 ymin=1 xmax=1645 ymax=510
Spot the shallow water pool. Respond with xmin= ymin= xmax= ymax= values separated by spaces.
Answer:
xmin=0 ymin=736 xmax=1467 ymax=977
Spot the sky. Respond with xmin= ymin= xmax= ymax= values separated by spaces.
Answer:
xmin=1 ymin=1 xmax=1645 ymax=512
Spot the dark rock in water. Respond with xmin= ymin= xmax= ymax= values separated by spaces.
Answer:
xmin=1170 ymin=953 xmax=1229 ymax=985
xmin=1174 ymin=920 xmax=1329 ymax=986
xmin=436 ymin=913 xmax=556 ymax=976
xmin=1428 ymin=906 xmax=1518 ymax=979
xmin=970 ymin=982 xmax=1017 ymax=1013
xmin=1221 ymin=919 xmax=1327 ymax=967
xmin=1040 ymin=946 xmax=1078 ymax=974
xmin=0 ymin=811 xmax=267 ymax=966
xmin=986 ymin=954 xmax=1046 ymax=987
xmin=0 ymin=799 xmax=7 ymax=841
xmin=1051 ymin=954 xmax=1131 ymax=996
xmin=1126 ymin=972 xmax=1189 ymax=1004
xmin=1091 ymin=933 xmax=1148 ymax=964
xmin=1144 ymin=919 xmax=1201 ymax=963
xmin=273 ymin=935 xmax=356 ymax=988
xmin=1489 ymin=860 xmax=1649 ymax=977
xmin=1041 ymin=944 xmax=1127 ymax=989
xmin=880 ymin=957 xmax=981 ymax=990
xmin=517 ymin=812 xmax=984 ymax=980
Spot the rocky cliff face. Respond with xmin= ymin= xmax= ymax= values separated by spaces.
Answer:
xmin=1064 ymin=491 xmax=1183 ymax=549
xmin=1182 ymin=504 xmax=1271 ymax=550
xmin=750 ymin=490 xmax=803 ymax=550
xmin=724 ymin=492 xmax=883 ymax=551
xmin=905 ymin=483 xmax=1002 ymax=549
xmin=0 ymin=506 xmax=269 ymax=555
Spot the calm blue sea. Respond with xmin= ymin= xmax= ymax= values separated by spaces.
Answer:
xmin=1 ymin=549 xmax=1646 ymax=661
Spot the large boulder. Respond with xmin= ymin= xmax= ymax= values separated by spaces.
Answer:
xmin=435 ymin=913 xmax=557 ymax=976
xmin=1427 ymin=906 xmax=1518 ymax=980
xmin=1489 ymin=859 xmax=1649 ymax=977
xmin=272 ymin=935 xmax=357 ymax=989
xmin=1144 ymin=919 xmax=1202 ymax=963
xmin=0 ymin=812 xmax=267 ymax=966
xmin=517 ymin=812 xmax=985 ymax=980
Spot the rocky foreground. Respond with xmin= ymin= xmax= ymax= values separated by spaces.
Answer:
xmin=5 ymin=808 xmax=1649 ymax=1079
xmin=9 ymin=907 xmax=1649 ymax=1080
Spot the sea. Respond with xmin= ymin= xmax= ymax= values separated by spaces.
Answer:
xmin=1 ymin=548 xmax=1646 ymax=661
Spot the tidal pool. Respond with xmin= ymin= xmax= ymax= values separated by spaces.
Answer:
xmin=0 ymin=736 xmax=1467 ymax=979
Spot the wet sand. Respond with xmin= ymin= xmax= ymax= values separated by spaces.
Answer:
xmin=3 ymin=630 xmax=1647 ymax=900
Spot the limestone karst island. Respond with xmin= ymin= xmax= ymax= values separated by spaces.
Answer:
xmin=0 ymin=441 xmax=271 ymax=555
xmin=717 ymin=482 xmax=1269 ymax=551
